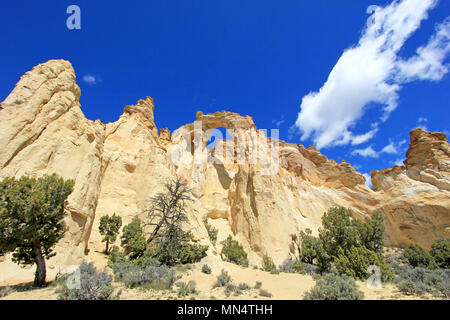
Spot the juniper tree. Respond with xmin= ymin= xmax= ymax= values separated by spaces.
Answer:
xmin=0 ymin=174 xmax=74 ymax=286
xmin=99 ymin=214 xmax=122 ymax=254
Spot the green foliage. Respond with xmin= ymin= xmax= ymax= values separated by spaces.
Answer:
xmin=291 ymin=207 xmax=391 ymax=280
xmin=121 ymin=216 xmax=147 ymax=259
xmin=262 ymin=254 xmax=276 ymax=272
xmin=176 ymin=281 xmax=197 ymax=297
xmin=201 ymin=264 xmax=212 ymax=274
xmin=334 ymin=246 xmax=395 ymax=282
xmin=112 ymin=258 xmax=177 ymax=290
xmin=319 ymin=207 xmax=361 ymax=258
xmin=356 ymin=211 xmax=386 ymax=253
xmin=430 ymin=239 xmax=450 ymax=269
xmin=154 ymin=231 xmax=208 ymax=266
xmin=144 ymin=177 xmax=207 ymax=265
xmin=213 ymin=269 xmax=231 ymax=288
xmin=403 ymin=244 xmax=437 ymax=269
xmin=107 ymin=246 xmax=126 ymax=267
xmin=220 ymin=235 xmax=248 ymax=267
xmin=0 ymin=174 xmax=74 ymax=286
xmin=299 ymin=229 xmax=323 ymax=264
xmin=203 ymin=217 xmax=218 ymax=245
xmin=99 ymin=214 xmax=122 ymax=254
xmin=304 ymin=273 xmax=364 ymax=300
xmin=57 ymin=262 xmax=115 ymax=300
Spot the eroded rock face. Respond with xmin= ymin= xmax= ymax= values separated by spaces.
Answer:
xmin=371 ymin=129 xmax=450 ymax=249
xmin=0 ymin=60 xmax=448 ymax=276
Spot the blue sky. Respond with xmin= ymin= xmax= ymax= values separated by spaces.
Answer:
xmin=1 ymin=0 xmax=449 ymax=186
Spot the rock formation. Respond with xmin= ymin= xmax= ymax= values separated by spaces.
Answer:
xmin=0 ymin=60 xmax=449 ymax=277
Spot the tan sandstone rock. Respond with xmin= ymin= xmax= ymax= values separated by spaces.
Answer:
xmin=0 ymin=60 xmax=448 ymax=279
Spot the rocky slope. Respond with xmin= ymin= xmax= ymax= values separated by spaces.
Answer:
xmin=0 ymin=60 xmax=449 ymax=277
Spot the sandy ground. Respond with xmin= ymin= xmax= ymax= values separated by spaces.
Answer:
xmin=0 ymin=254 xmax=437 ymax=300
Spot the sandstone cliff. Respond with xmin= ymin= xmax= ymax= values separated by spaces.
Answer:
xmin=0 ymin=60 xmax=448 ymax=276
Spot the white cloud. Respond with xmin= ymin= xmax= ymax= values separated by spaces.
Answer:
xmin=363 ymin=173 xmax=373 ymax=188
xmin=381 ymin=139 xmax=407 ymax=154
xmin=353 ymin=139 xmax=406 ymax=158
xmin=397 ymin=17 xmax=450 ymax=82
xmin=293 ymin=0 xmax=450 ymax=149
xmin=272 ymin=118 xmax=285 ymax=128
xmin=415 ymin=117 xmax=429 ymax=130
xmin=82 ymin=75 xmax=98 ymax=86
xmin=353 ymin=145 xmax=379 ymax=158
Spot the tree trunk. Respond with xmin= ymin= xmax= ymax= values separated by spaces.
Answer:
xmin=105 ymin=239 xmax=109 ymax=254
xmin=33 ymin=244 xmax=46 ymax=287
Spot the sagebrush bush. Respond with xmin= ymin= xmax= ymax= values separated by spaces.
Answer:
xmin=201 ymin=264 xmax=212 ymax=274
xmin=112 ymin=258 xmax=177 ymax=290
xmin=224 ymin=283 xmax=238 ymax=297
xmin=0 ymin=286 xmax=12 ymax=298
xmin=220 ymin=236 xmax=248 ymax=267
xmin=259 ymin=289 xmax=273 ymax=298
xmin=176 ymin=281 xmax=197 ymax=297
xmin=57 ymin=262 xmax=115 ymax=300
xmin=213 ymin=269 xmax=231 ymax=288
xmin=254 ymin=281 xmax=262 ymax=290
xmin=403 ymin=244 xmax=437 ymax=269
xmin=279 ymin=259 xmax=296 ymax=273
xmin=392 ymin=263 xmax=449 ymax=298
xmin=238 ymin=282 xmax=250 ymax=291
xmin=262 ymin=254 xmax=276 ymax=272
xmin=334 ymin=246 xmax=395 ymax=282
xmin=304 ymin=273 xmax=364 ymax=300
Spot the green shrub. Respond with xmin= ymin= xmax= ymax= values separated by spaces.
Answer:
xmin=304 ymin=273 xmax=364 ymax=300
xmin=112 ymin=258 xmax=177 ymax=290
xmin=155 ymin=231 xmax=208 ymax=265
xmin=262 ymin=254 xmax=276 ymax=272
xmin=403 ymin=244 xmax=437 ymax=269
xmin=201 ymin=264 xmax=212 ymax=274
xmin=99 ymin=214 xmax=122 ymax=254
xmin=213 ymin=269 xmax=232 ymax=288
xmin=254 ymin=281 xmax=262 ymax=290
xmin=334 ymin=246 xmax=395 ymax=282
xmin=319 ymin=207 xmax=360 ymax=258
xmin=430 ymin=239 xmax=450 ymax=269
xmin=259 ymin=289 xmax=273 ymax=297
xmin=299 ymin=229 xmax=323 ymax=264
xmin=396 ymin=279 xmax=417 ymax=295
xmin=176 ymin=281 xmax=197 ymax=297
xmin=107 ymin=245 xmax=126 ymax=267
xmin=356 ymin=211 xmax=385 ymax=253
xmin=224 ymin=284 xmax=238 ymax=297
xmin=220 ymin=235 xmax=248 ymax=267
xmin=121 ymin=216 xmax=147 ymax=259
xmin=238 ymin=282 xmax=250 ymax=291
xmin=57 ymin=262 xmax=115 ymax=300
xmin=203 ymin=217 xmax=218 ymax=245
